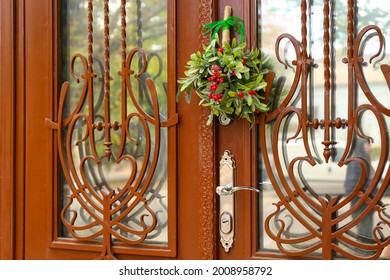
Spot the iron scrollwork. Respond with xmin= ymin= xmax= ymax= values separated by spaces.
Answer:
xmin=259 ymin=0 xmax=390 ymax=259
xmin=46 ymin=0 xmax=177 ymax=259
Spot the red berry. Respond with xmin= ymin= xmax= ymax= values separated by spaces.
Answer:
xmin=218 ymin=47 xmax=224 ymax=53
xmin=237 ymin=92 xmax=244 ymax=98
xmin=231 ymin=71 xmax=236 ymax=76
xmin=255 ymin=110 xmax=260 ymax=114
xmin=242 ymin=58 xmax=247 ymax=65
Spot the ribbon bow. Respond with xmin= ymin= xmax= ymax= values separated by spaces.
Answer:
xmin=202 ymin=16 xmax=245 ymax=44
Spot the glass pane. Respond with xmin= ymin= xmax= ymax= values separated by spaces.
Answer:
xmin=257 ymin=0 xmax=390 ymax=258
xmin=59 ymin=0 xmax=168 ymax=246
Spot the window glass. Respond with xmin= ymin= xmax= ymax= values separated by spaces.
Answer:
xmin=59 ymin=0 xmax=169 ymax=245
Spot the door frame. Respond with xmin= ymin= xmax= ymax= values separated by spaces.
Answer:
xmin=0 ymin=0 xmax=16 ymax=260
xmin=0 ymin=0 xmax=27 ymax=260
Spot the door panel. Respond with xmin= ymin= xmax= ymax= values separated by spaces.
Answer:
xmin=20 ymin=0 xmax=202 ymax=260
xmin=214 ymin=0 xmax=257 ymax=260
xmin=214 ymin=0 xmax=390 ymax=260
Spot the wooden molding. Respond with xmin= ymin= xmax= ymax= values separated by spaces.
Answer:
xmin=198 ymin=0 xmax=217 ymax=260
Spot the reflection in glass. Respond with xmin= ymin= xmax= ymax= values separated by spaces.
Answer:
xmin=59 ymin=0 xmax=168 ymax=245
xmin=257 ymin=0 xmax=390 ymax=258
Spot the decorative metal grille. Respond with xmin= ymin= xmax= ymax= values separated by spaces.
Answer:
xmin=46 ymin=0 xmax=177 ymax=259
xmin=258 ymin=0 xmax=390 ymax=259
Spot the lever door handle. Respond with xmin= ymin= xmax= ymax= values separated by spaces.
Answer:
xmin=218 ymin=150 xmax=262 ymax=252
xmin=218 ymin=151 xmax=271 ymax=252
xmin=216 ymin=184 xmax=260 ymax=196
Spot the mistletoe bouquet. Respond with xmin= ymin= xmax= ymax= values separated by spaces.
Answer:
xmin=177 ymin=15 xmax=272 ymax=125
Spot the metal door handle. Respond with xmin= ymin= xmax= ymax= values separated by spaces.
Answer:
xmin=216 ymin=183 xmax=260 ymax=196
xmin=218 ymin=150 xmax=264 ymax=252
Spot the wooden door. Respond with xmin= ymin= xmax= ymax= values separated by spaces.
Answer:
xmin=0 ymin=0 xmax=210 ymax=260
xmin=215 ymin=0 xmax=390 ymax=260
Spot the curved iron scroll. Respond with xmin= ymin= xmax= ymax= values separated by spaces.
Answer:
xmin=45 ymin=0 xmax=177 ymax=259
xmin=258 ymin=0 xmax=390 ymax=259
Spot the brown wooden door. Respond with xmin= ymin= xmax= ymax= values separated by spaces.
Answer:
xmin=2 ymin=0 xmax=207 ymax=260
xmin=214 ymin=0 xmax=390 ymax=260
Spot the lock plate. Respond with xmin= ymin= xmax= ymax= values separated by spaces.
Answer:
xmin=218 ymin=150 xmax=235 ymax=252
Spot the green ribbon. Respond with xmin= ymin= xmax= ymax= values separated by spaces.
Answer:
xmin=202 ymin=16 xmax=245 ymax=44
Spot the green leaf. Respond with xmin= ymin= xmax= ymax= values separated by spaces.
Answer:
xmin=259 ymin=68 xmax=269 ymax=75
xmin=243 ymin=113 xmax=252 ymax=123
xmin=234 ymin=42 xmax=246 ymax=50
xmin=206 ymin=113 xmax=214 ymax=125
xmin=223 ymin=41 xmax=232 ymax=53
xmin=246 ymin=95 xmax=253 ymax=106
xmin=179 ymin=76 xmax=197 ymax=92
xmin=176 ymin=89 xmax=183 ymax=102
xmin=190 ymin=53 xmax=198 ymax=61
xmin=231 ymin=38 xmax=237 ymax=48
xmin=205 ymin=40 xmax=216 ymax=53
xmin=215 ymin=34 xmax=220 ymax=45
xmin=252 ymin=96 xmax=262 ymax=107
xmin=228 ymin=91 xmax=237 ymax=97
xmin=253 ymin=81 xmax=267 ymax=91
xmin=201 ymin=102 xmax=212 ymax=107
xmin=185 ymin=91 xmax=192 ymax=104
xmin=225 ymin=106 xmax=234 ymax=114
xmin=226 ymin=99 xmax=233 ymax=108
xmin=186 ymin=68 xmax=199 ymax=75
xmin=257 ymin=103 xmax=269 ymax=112
xmin=235 ymin=101 xmax=242 ymax=115
xmin=235 ymin=66 xmax=249 ymax=73
xmin=208 ymin=57 xmax=219 ymax=62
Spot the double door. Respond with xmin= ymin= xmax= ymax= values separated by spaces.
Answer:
xmin=1 ymin=0 xmax=389 ymax=260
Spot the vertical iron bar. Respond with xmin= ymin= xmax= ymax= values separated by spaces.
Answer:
xmin=136 ymin=0 xmax=144 ymax=107
xmin=136 ymin=0 xmax=143 ymax=48
xmin=104 ymin=0 xmax=112 ymax=160
xmin=121 ymin=0 xmax=127 ymax=68
xmin=87 ymin=0 xmax=95 ymax=125
xmin=119 ymin=0 xmax=128 ymax=157
xmin=322 ymin=0 xmax=332 ymax=162
xmin=347 ymin=0 xmax=355 ymax=123
xmin=341 ymin=0 xmax=356 ymax=156
xmin=87 ymin=0 xmax=94 ymax=70
xmin=300 ymin=0 xmax=309 ymax=144
xmin=330 ymin=0 xmax=337 ymax=153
